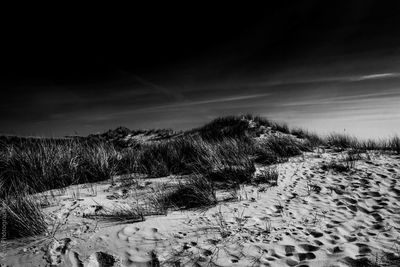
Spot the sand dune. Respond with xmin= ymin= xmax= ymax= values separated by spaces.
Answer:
xmin=2 ymin=150 xmax=400 ymax=266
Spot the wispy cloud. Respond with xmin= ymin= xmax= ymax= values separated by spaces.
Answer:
xmin=110 ymin=92 xmax=272 ymax=116
xmin=52 ymin=92 xmax=272 ymax=123
xmin=352 ymin=72 xmax=400 ymax=81
xmin=132 ymin=74 xmax=186 ymax=102
xmin=281 ymin=89 xmax=400 ymax=107
xmin=175 ymin=93 xmax=271 ymax=107
xmin=249 ymin=72 xmax=400 ymax=88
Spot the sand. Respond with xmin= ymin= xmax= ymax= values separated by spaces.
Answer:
xmin=2 ymin=150 xmax=400 ymax=266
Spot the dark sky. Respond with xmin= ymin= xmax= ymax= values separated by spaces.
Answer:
xmin=1 ymin=2 xmax=400 ymax=138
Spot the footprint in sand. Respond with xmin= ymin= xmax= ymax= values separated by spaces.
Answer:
xmin=117 ymin=226 xmax=166 ymax=265
xmin=284 ymin=245 xmax=296 ymax=256
xmin=286 ymin=258 xmax=299 ymax=266
xmin=299 ymin=244 xmax=320 ymax=252
xmin=86 ymin=252 xmax=117 ymax=267
xmin=343 ymin=197 xmax=357 ymax=205
xmin=344 ymin=235 xmax=357 ymax=242
xmin=313 ymin=239 xmax=324 ymax=246
xmin=327 ymin=246 xmax=344 ymax=254
xmin=367 ymin=191 xmax=381 ymax=197
xmin=297 ymin=252 xmax=316 ymax=261
xmin=370 ymin=212 xmax=383 ymax=222
xmin=125 ymin=250 xmax=160 ymax=267
xmin=346 ymin=204 xmax=358 ymax=212
xmin=356 ymin=243 xmax=371 ymax=255
xmin=309 ymin=231 xmax=323 ymax=238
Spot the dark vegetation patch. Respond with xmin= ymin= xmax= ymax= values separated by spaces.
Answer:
xmin=254 ymin=135 xmax=305 ymax=164
xmin=0 ymin=194 xmax=47 ymax=239
xmin=0 ymin=140 xmax=117 ymax=198
xmin=150 ymin=176 xmax=217 ymax=210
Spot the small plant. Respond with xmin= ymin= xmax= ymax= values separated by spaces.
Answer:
xmin=252 ymin=167 xmax=278 ymax=186
xmin=260 ymin=216 xmax=272 ymax=234
xmin=306 ymin=180 xmax=322 ymax=195
xmin=321 ymin=151 xmax=358 ymax=173
xmin=70 ymin=186 xmax=81 ymax=200
xmin=388 ymin=136 xmax=400 ymax=154
xmin=321 ymin=161 xmax=350 ymax=173
xmin=213 ymin=207 xmax=230 ymax=238
xmin=86 ymin=183 xmax=98 ymax=197
xmin=343 ymin=149 xmax=361 ymax=169
xmin=233 ymin=207 xmax=248 ymax=232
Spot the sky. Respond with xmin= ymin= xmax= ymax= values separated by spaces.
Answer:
xmin=1 ymin=2 xmax=400 ymax=138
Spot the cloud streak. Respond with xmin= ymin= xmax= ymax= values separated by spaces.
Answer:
xmin=99 ymin=93 xmax=272 ymax=118
xmin=353 ymin=73 xmax=400 ymax=81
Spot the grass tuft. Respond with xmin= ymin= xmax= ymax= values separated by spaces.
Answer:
xmin=326 ymin=133 xmax=358 ymax=150
xmin=254 ymin=135 xmax=304 ymax=164
xmin=0 ymin=140 xmax=117 ymax=197
xmin=151 ymin=176 xmax=217 ymax=210
xmin=252 ymin=167 xmax=279 ymax=186
xmin=1 ymin=194 xmax=47 ymax=239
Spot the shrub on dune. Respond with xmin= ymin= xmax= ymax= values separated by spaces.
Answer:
xmin=254 ymin=135 xmax=304 ymax=164
xmin=151 ymin=175 xmax=217 ymax=210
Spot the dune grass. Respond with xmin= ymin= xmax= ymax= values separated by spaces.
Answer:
xmin=326 ymin=133 xmax=359 ymax=150
xmin=1 ymin=115 xmax=399 ymax=241
xmin=1 ymin=194 xmax=47 ymax=239
xmin=193 ymin=114 xmax=291 ymax=141
xmin=253 ymin=135 xmax=306 ymax=164
xmin=150 ymin=175 xmax=217 ymax=210
xmin=3 ymin=114 xmax=380 ymax=199
xmin=291 ymin=128 xmax=325 ymax=148
xmin=324 ymin=133 xmax=400 ymax=153
xmin=0 ymin=139 xmax=118 ymax=198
